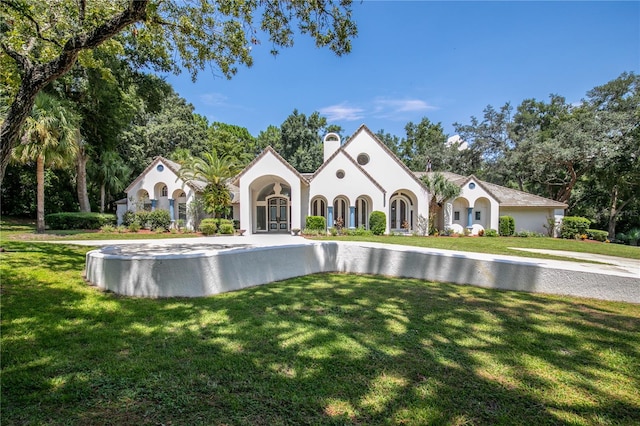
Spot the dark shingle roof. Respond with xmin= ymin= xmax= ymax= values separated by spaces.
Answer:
xmin=416 ymin=172 xmax=567 ymax=209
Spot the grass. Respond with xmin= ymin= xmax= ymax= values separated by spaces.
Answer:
xmin=313 ymin=234 xmax=640 ymax=261
xmin=2 ymin=241 xmax=639 ymax=425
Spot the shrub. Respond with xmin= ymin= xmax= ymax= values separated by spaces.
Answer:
xmin=45 ymin=212 xmax=116 ymax=230
xmin=135 ymin=210 xmax=152 ymax=229
xmin=122 ymin=210 xmax=137 ymax=226
xmin=586 ymin=229 xmax=609 ymax=242
xmin=616 ymin=228 xmax=640 ymax=246
xmin=369 ymin=211 xmax=386 ymax=235
xmin=305 ymin=216 xmax=326 ymax=231
xmin=499 ymin=216 xmax=515 ymax=236
xmin=148 ymin=209 xmax=171 ymax=231
xmin=116 ymin=225 xmax=128 ymax=233
xmin=199 ymin=218 xmax=218 ymax=235
xmin=478 ymin=229 xmax=485 ymax=237
xmin=353 ymin=226 xmax=372 ymax=236
xmin=153 ymin=227 xmax=166 ymax=234
xmin=100 ymin=224 xmax=116 ymax=233
xmin=484 ymin=229 xmax=499 ymax=237
xmin=560 ymin=216 xmax=591 ymax=239
xmin=128 ymin=222 xmax=141 ymax=232
xmin=219 ymin=223 xmax=235 ymax=234
xmin=302 ymin=228 xmax=323 ymax=236
xmin=329 ymin=227 xmax=338 ymax=236
xmin=515 ymin=230 xmax=544 ymax=238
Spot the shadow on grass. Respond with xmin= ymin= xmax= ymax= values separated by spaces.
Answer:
xmin=2 ymin=243 xmax=639 ymax=425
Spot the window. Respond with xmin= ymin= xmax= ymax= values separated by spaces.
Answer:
xmin=336 ymin=169 xmax=345 ymax=179
xmin=475 ymin=211 xmax=481 ymax=221
xmin=161 ymin=185 xmax=168 ymax=197
xmin=357 ymin=153 xmax=370 ymax=165
xmin=469 ymin=182 xmax=476 ymax=190
xmin=454 ymin=211 xmax=460 ymax=221
xmin=312 ymin=198 xmax=326 ymax=217
xmin=157 ymin=164 xmax=164 ymax=172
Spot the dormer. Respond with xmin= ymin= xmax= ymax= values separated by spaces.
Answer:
xmin=323 ymin=133 xmax=341 ymax=162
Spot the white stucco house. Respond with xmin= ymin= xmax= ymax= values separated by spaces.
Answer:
xmin=117 ymin=156 xmax=208 ymax=229
xmin=120 ymin=124 xmax=566 ymax=235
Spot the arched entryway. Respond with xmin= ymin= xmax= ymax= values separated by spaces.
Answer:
xmin=389 ymin=190 xmax=416 ymax=231
xmin=172 ymin=189 xmax=187 ymax=222
xmin=332 ymin=196 xmax=350 ymax=228
xmin=255 ymin=181 xmax=291 ymax=233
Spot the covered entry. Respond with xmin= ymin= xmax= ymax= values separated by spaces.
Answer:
xmin=255 ymin=181 xmax=291 ymax=233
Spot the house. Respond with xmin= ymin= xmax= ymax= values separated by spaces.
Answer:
xmin=121 ymin=124 xmax=566 ymax=235
xmin=118 ymin=156 xmax=207 ymax=229
xmin=417 ymin=172 xmax=567 ymax=235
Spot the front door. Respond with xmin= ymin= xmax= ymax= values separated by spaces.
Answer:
xmin=268 ymin=196 xmax=289 ymax=232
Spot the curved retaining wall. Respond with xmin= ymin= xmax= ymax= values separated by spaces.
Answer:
xmin=85 ymin=241 xmax=640 ymax=303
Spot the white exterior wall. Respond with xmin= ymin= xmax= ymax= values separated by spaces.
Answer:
xmin=238 ymin=151 xmax=304 ymax=235
xmin=126 ymin=159 xmax=198 ymax=229
xmin=310 ymin=152 xmax=386 ymax=227
xmin=342 ymin=130 xmax=428 ymax=233
xmin=452 ymin=179 xmax=500 ymax=233
xmin=501 ymin=207 xmax=562 ymax=235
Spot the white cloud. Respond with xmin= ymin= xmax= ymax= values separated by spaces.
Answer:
xmin=371 ymin=97 xmax=438 ymax=120
xmin=199 ymin=92 xmax=228 ymax=106
xmin=319 ymin=103 xmax=366 ymax=121
xmin=374 ymin=98 xmax=437 ymax=113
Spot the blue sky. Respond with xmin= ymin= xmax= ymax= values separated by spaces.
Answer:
xmin=160 ymin=1 xmax=639 ymax=139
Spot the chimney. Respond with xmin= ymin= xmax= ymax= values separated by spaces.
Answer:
xmin=323 ymin=133 xmax=341 ymax=162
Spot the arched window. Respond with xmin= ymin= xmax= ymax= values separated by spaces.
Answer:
xmin=161 ymin=185 xmax=168 ymax=197
xmin=355 ymin=197 xmax=369 ymax=229
xmin=312 ymin=198 xmax=326 ymax=218
xmin=333 ymin=197 xmax=348 ymax=227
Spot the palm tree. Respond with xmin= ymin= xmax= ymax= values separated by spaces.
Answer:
xmin=177 ymin=151 xmax=240 ymax=217
xmin=93 ymin=150 xmax=132 ymax=213
xmin=421 ymin=172 xmax=461 ymax=233
xmin=12 ymin=92 xmax=80 ymax=233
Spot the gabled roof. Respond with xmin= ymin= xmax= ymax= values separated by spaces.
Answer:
xmin=310 ymin=147 xmax=386 ymax=194
xmin=125 ymin=156 xmax=208 ymax=193
xmin=231 ymin=146 xmax=309 ymax=186
xmin=479 ymin=180 xmax=568 ymax=208
xmin=343 ymin=124 xmax=428 ymax=190
xmin=418 ymin=171 xmax=567 ymax=209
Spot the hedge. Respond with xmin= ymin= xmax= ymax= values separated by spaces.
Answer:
xmin=45 ymin=212 xmax=116 ymax=230
xmin=369 ymin=211 xmax=386 ymax=235
xmin=560 ymin=216 xmax=591 ymax=239
xmin=586 ymin=229 xmax=609 ymax=242
xmin=122 ymin=209 xmax=171 ymax=230
xmin=499 ymin=216 xmax=515 ymax=236
xmin=305 ymin=216 xmax=326 ymax=231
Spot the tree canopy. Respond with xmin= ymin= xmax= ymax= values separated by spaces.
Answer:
xmin=0 ymin=0 xmax=358 ymax=182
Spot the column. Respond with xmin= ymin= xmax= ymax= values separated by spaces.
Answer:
xmin=169 ymin=199 xmax=175 ymax=221
xmin=327 ymin=206 xmax=334 ymax=229
xmin=151 ymin=199 xmax=157 ymax=211
xmin=349 ymin=206 xmax=355 ymax=229
xmin=467 ymin=207 xmax=473 ymax=229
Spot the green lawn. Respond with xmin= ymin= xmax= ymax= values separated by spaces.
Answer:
xmin=315 ymin=234 xmax=640 ymax=261
xmin=2 ymin=241 xmax=639 ymax=425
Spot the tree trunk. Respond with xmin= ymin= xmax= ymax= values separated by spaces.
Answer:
xmin=607 ymin=186 xmax=632 ymax=240
xmin=36 ymin=155 xmax=46 ymax=234
xmin=100 ymin=183 xmax=106 ymax=213
xmin=77 ymin=147 xmax=91 ymax=212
